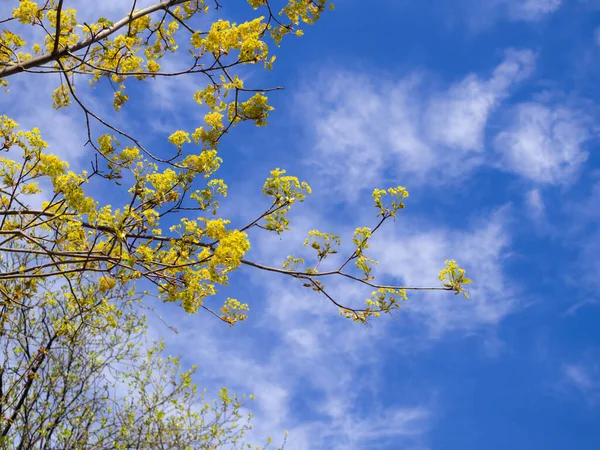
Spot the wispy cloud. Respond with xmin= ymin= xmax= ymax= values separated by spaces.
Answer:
xmin=427 ymin=49 xmax=535 ymax=152
xmin=143 ymin=189 xmax=519 ymax=448
xmin=151 ymin=281 xmax=434 ymax=449
xmin=594 ymin=26 xmax=600 ymax=46
xmin=423 ymin=0 xmax=562 ymax=31
xmin=564 ymin=299 xmax=599 ymax=316
xmin=526 ymin=188 xmax=545 ymax=219
xmin=493 ymin=102 xmax=592 ymax=185
xmin=561 ymin=180 xmax=600 ymax=300
xmin=370 ymin=206 xmax=517 ymax=336
xmin=562 ymin=362 xmax=600 ymax=405
xmin=0 ymin=72 xmax=89 ymax=167
xmin=462 ymin=0 xmax=562 ymax=28
xmin=150 ymin=179 xmax=521 ymax=447
xmin=298 ymin=49 xmax=535 ymax=199
xmin=501 ymin=0 xmax=563 ymax=20
xmin=564 ymin=364 xmax=595 ymax=390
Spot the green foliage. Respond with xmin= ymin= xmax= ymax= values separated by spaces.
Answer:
xmin=0 ymin=251 xmax=266 ymax=449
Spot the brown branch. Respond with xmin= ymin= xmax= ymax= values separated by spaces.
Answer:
xmin=52 ymin=0 xmax=64 ymax=55
xmin=240 ymin=259 xmax=452 ymax=292
xmin=1 ymin=335 xmax=56 ymax=438
xmin=0 ymin=210 xmax=212 ymax=246
xmin=165 ymin=9 xmax=194 ymax=34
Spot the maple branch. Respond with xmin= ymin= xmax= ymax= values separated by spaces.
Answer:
xmin=51 ymin=0 xmax=64 ymax=55
xmin=240 ymin=259 xmax=451 ymax=291
xmin=0 ymin=0 xmax=188 ymax=79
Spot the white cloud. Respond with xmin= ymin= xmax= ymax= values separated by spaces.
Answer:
xmin=151 ymin=283 xmax=434 ymax=449
xmin=142 ymin=194 xmax=522 ymax=449
xmin=564 ymin=364 xmax=595 ymax=391
xmin=426 ymin=74 xmax=498 ymax=151
xmin=443 ymin=0 xmax=561 ymax=30
xmin=562 ymin=362 xmax=600 ymax=405
xmin=469 ymin=0 xmax=561 ymax=24
xmin=300 ymin=49 xmax=535 ymax=199
xmin=370 ymin=206 xmax=517 ymax=335
xmin=308 ymin=405 xmax=431 ymax=450
xmin=526 ymin=188 xmax=545 ymax=220
xmin=494 ymin=102 xmax=591 ymax=184
xmin=594 ymin=26 xmax=600 ymax=46
xmin=568 ymin=181 xmax=600 ymax=295
xmin=504 ymin=0 xmax=562 ymax=20
xmin=0 ymin=70 xmax=90 ymax=167
xmin=428 ymin=49 xmax=535 ymax=150
xmin=564 ymin=299 xmax=599 ymax=316
xmin=145 ymin=200 xmax=518 ymax=449
xmin=167 ymin=183 xmax=518 ymax=450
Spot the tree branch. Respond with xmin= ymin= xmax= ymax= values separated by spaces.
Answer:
xmin=240 ymin=259 xmax=452 ymax=292
xmin=0 ymin=0 xmax=188 ymax=79
xmin=51 ymin=0 xmax=64 ymax=55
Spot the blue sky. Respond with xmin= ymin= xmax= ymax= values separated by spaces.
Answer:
xmin=3 ymin=0 xmax=600 ymax=448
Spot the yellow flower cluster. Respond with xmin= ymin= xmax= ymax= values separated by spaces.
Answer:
xmin=12 ymin=0 xmax=41 ymax=24
xmin=439 ymin=259 xmax=472 ymax=297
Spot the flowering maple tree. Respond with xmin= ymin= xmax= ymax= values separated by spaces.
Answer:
xmin=0 ymin=0 xmax=469 ymax=325
xmin=0 ymin=1 xmax=471 ymax=446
